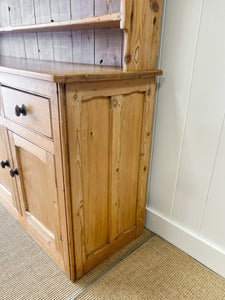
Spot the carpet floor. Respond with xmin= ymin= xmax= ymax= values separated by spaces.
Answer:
xmin=0 ymin=202 xmax=152 ymax=300
xmin=1 ymin=202 xmax=225 ymax=299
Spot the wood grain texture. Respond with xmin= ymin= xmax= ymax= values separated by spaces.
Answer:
xmin=95 ymin=28 xmax=122 ymax=66
xmin=95 ymin=0 xmax=120 ymax=15
xmin=121 ymin=0 xmax=163 ymax=71
xmin=81 ymin=97 xmax=109 ymax=255
xmin=9 ymin=132 xmax=63 ymax=258
xmin=136 ymin=78 xmax=156 ymax=236
xmin=72 ymin=30 xmax=94 ymax=64
xmin=71 ymin=0 xmax=94 ymax=19
xmin=66 ymin=83 xmax=86 ymax=279
xmin=0 ymin=56 xmax=162 ymax=83
xmin=1 ymin=86 xmax=52 ymax=138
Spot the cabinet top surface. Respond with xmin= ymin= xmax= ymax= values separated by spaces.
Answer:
xmin=0 ymin=56 xmax=162 ymax=84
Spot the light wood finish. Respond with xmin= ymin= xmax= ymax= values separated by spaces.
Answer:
xmin=0 ymin=125 xmax=13 ymax=204
xmin=0 ymin=0 xmax=163 ymax=282
xmin=8 ymin=131 xmax=64 ymax=269
xmin=0 ymin=56 xmax=162 ymax=83
xmin=65 ymin=78 xmax=156 ymax=278
xmin=0 ymin=13 xmax=121 ymax=33
xmin=121 ymin=0 xmax=163 ymax=70
xmin=1 ymin=86 xmax=52 ymax=138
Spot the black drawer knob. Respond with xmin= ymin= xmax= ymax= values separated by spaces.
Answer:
xmin=15 ymin=104 xmax=27 ymax=117
xmin=0 ymin=160 xmax=9 ymax=169
xmin=9 ymin=168 xmax=18 ymax=177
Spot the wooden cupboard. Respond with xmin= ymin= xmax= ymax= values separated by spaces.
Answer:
xmin=0 ymin=0 xmax=163 ymax=281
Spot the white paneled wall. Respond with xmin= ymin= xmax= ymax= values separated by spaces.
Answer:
xmin=146 ymin=0 xmax=225 ymax=278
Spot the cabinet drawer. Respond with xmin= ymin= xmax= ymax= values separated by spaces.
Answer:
xmin=1 ymin=86 xmax=52 ymax=138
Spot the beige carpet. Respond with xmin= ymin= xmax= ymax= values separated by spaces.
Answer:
xmin=77 ymin=235 xmax=225 ymax=300
xmin=0 ymin=202 xmax=152 ymax=300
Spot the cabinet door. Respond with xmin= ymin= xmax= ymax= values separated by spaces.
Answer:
xmin=0 ymin=125 xmax=18 ymax=208
xmin=8 ymin=132 xmax=64 ymax=268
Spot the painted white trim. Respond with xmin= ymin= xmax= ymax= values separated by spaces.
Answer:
xmin=145 ymin=207 xmax=225 ymax=278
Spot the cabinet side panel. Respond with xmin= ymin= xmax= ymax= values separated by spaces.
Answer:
xmin=81 ymin=98 xmax=110 ymax=255
xmin=115 ymin=93 xmax=144 ymax=234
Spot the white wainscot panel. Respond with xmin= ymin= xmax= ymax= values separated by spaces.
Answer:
xmin=172 ymin=0 xmax=225 ymax=233
xmin=148 ymin=0 xmax=203 ymax=217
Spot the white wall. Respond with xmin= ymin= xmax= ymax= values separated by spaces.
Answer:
xmin=145 ymin=0 xmax=225 ymax=278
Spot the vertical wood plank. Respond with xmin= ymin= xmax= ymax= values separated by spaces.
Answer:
xmin=20 ymin=0 xmax=38 ymax=59
xmin=121 ymin=0 xmax=163 ymax=71
xmin=95 ymin=0 xmax=120 ymax=15
xmin=81 ymin=97 xmax=109 ymax=255
xmin=72 ymin=30 xmax=94 ymax=64
xmin=52 ymin=31 xmax=72 ymax=62
xmin=66 ymin=83 xmax=86 ymax=279
xmin=0 ymin=0 xmax=10 ymax=27
xmin=71 ymin=1 xmax=94 ymax=65
xmin=36 ymin=32 xmax=54 ymax=61
xmin=20 ymin=0 xmax=35 ymax=25
xmin=23 ymin=33 xmax=39 ymax=60
xmin=95 ymin=28 xmax=122 ymax=66
xmin=11 ymin=33 xmax=26 ymax=58
xmin=8 ymin=0 xmax=22 ymax=26
xmin=71 ymin=0 xmax=94 ymax=18
xmin=34 ymin=0 xmax=54 ymax=61
xmin=94 ymin=0 xmax=122 ymax=67
xmin=109 ymin=95 xmax=122 ymax=242
xmin=136 ymin=79 xmax=156 ymax=236
xmin=50 ymin=0 xmax=71 ymax=21
xmin=117 ymin=92 xmax=144 ymax=234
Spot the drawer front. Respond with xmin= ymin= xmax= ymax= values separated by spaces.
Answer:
xmin=1 ymin=86 xmax=52 ymax=138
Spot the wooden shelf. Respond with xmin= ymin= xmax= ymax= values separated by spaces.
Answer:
xmin=0 ymin=13 xmax=121 ymax=34
xmin=0 ymin=56 xmax=162 ymax=83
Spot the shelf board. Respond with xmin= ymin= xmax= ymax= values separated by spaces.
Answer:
xmin=0 ymin=13 xmax=121 ymax=34
xmin=0 ymin=56 xmax=163 ymax=83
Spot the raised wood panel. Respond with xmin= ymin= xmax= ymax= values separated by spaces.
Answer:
xmin=9 ymin=132 xmax=63 ymax=259
xmin=148 ymin=0 xmax=203 ymax=217
xmin=111 ymin=92 xmax=144 ymax=235
xmin=81 ymin=97 xmax=109 ymax=255
xmin=1 ymin=86 xmax=52 ymax=138
xmin=66 ymin=80 xmax=150 ymax=278
xmin=0 ymin=125 xmax=13 ymax=201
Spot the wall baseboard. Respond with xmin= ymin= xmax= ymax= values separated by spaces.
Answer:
xmin=145 ymin=207 xmax=225 ymax=278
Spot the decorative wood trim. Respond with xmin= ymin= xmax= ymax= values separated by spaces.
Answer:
xmin=0 ymin=13 xmax=121 ymax=34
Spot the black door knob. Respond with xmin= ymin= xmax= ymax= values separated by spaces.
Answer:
xmin=9 ymin=168 xmax=18 ymax=177
xmin=15 ymin=104 xmax=27 ymax=117
xmin=0 ymin=160 xmax=9 ymax=169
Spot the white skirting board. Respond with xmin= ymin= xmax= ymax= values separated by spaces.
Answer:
xmin=145 ymin=207 xmax=225 ymax=278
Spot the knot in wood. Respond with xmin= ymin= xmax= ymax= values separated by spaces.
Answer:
xmin=147 ymin=88 xmax=151 ymax=96
xmin=73 ymin=94 xmax=78 ymax=101
xmin=112 ymin=99 xmax=119 ymax=108
xmin=124 ymin=54 xmax=132 ymax=64
xmin=151 ymin=1 xmax=159 ymax=12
